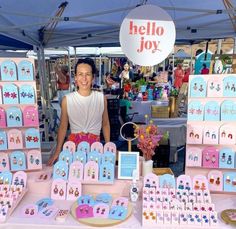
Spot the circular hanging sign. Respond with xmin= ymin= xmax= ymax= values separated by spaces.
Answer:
xmin=119 ymin=5 xmax=176 ymax=66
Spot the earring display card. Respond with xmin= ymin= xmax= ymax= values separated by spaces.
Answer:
xmin=63 ymin=141 xmax=76 ymax=153
xmin=204 ymin=101 xmax=220 ymax=121
xmin=0 ymin=131 xmax=8 ymax=150
xmin=73 ymin=151 xmax=87 ymax=165
xmin=68 ymin=161 xmax=84 ymax=181
xmin=51 ymin=178 xmax=67 ymax=200
xmin=84 ymin=161 xmax=99 ymax=181
xmin=186 ymin=147 xmax=202 ymax=167
xmin=0 ymin=170 xmax=13 ymax=184
xmin=25 ymin=128 xmax=40 ymax=148
xmin=203 ymin=126 xmax=219 ymax=145
xmin=99 ymin=162 xmax=114 ymax=182
xmin=38 ymin=206 xmax=58 ymax=219
xmin=187 ymin=100 xmax=204 ymax=121
xmin=190 ymin=77 xmax=207 ymax=97
xmin=223 ymin=76 xmax=236 ymax=97
xmin=10 ymin=151 xmax=26 ymax=171
xmin=66 ymin=181 xmax=81 ymax=201
xmin=12 ymin=171 xmax=27 ymax=187
xmin=6 ymin=107 xmax=22 ymax=127
xmin=221 ymin=100 xmax=236 ymax=121
xmin=17 ymin=60 xmax=34 ymax=81
xmin=159 ymin=174 xmax=175 ymax=189
xmin=192 ymin=175 xmax=208 ymax=191
xmin=143 ymin=173 xmax=159 ymax=189
xmin=0 ymin=88 xmax=2 ymax=104
xmin=27 ymin=150 xmax=42 ymax=170
xmin=176 ymin=175 xmax=192 ymax=190
xmin=2 ymin=84 xmax=19 ymax=104
xmin=77 ymin=141 xmax=90 ymax=153
xmin=19 ymin=84 xmax=35 ymax=104
xmin=223 ymin=172 xmax=236 ymax=192
xmin=219 ymin=124 xmax=236 ymax=145
xmin=87 ymin=151 xmax=101 ymax=165
xmin=23 ymin=106 xmax=39 ymax=127
xmin=207 ymin=78 xmax=223 ymax=97
xmin=59 ymin=150 xmax=73 ymax=165
xmin=208 ymin=170 xmax=223 ymax=192
xmin=0 ymin=107 xmax=7 ymax=128
xmin=0 ymin=153 xmax=10 ymax=171
xmin=202 ymin=147 xmax=219 ymax=168
xmin=186 ymin=125 xmax=203 ymax=144
xmin=36 ymin=198 xmax=54 ymax=212
xmin=104 ymin=142 xmax=116 ymax=154
xmin=0 ymin=60 xmax=17 ymax=81
xmin=91 ymin=142 xmax=104 ymax=154
xmin=219 ymin=148 xmax=235 ymax=169
xmin=7 ymin=129 xmax=23 ymax=149
xmin=21 ymin=204 xmax=38 ymax=218
xmin=53 ymin=161 xmax=69 ymax=181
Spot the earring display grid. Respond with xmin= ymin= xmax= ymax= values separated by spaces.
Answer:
xmin=0 ymin=58 xmax=42 ymax=172
xmin=185 ymin=74 xmax=236 ymax=194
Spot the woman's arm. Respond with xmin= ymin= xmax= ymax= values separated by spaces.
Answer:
xmin=102 ymin=96 xmax=110 ymax=143
xmin=47 ymin=97 xmax=69 ymax=166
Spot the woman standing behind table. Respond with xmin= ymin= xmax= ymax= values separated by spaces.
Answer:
xmin=174 ymin=64 xmax=184 ymax=89
xmin=47 ymin=58 xmax=110 ymax=166
xmin=119 ymin=62 xmax=133 ymax=87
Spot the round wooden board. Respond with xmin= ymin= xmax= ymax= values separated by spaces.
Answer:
xmin=71 ymin=202 xmax=133 ymax=227
xmin=221 ymin=209 xmax=236 ymax=226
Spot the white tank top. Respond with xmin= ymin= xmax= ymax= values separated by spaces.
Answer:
xmin=66 ymin=90 xmax=104 ymax=135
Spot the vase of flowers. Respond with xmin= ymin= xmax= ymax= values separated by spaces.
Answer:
xmin=135 ymin=120 xmax=163 ymax=176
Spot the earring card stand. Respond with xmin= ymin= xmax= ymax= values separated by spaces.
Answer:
xmin=0 ymin=58 xmax=42 ymax=172
xmin=185 ymin=74 xmax=236 ymax=194
xmin=0 ymin=171 xmax=28 ymax=223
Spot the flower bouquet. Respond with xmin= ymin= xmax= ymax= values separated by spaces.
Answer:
xmin=134 ymin=120 xmax=163 ymax=161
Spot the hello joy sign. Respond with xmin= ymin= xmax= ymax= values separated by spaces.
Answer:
xmin=119 ymin=5 xmax=176 ymax=66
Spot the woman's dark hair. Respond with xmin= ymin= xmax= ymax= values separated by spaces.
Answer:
xmin=75 ymin=58 xmax=97 ymax=75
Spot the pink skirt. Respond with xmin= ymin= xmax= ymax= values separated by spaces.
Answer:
xmin=68 ymin=132 xmax=100 ymax=146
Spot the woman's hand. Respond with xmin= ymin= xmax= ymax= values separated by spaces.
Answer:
xmin=47 ymin=152 xmax=59 ymax=166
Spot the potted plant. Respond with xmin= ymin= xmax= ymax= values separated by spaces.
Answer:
xmin=135 ymin=78 xmax=148 ymax=93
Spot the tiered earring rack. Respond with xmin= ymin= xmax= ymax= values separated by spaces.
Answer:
xmin=185 ymin=74 xmax=236 ymax=194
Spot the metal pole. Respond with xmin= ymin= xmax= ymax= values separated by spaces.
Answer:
xmin=40 ymin=46 xmax=49 ymax=142
xmin=234 ymin=37 xmax=236 ymax=54
xmin=99 ymin=54 xmax=102 ymax=86
xmin=217 ymin=39 xmax=222 ymax=54
xmin=67 ymin=48 xmax=72 ymax=92
xmin=190 ymin=44 xmax=193 ymax=73
xmin=36 ymin=46 xmax=46 ymax=113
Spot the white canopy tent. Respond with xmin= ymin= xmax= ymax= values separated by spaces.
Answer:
xmin=0 ymin=0 xmax=235 ymax=140
xmin=0 ymin=0 xmax=235 ymax=48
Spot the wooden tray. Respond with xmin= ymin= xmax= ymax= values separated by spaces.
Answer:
xmin=71 ymin=202 xmax=133 ymax=227
xmin=153 ymin=168 xmax=174 ymax=176
xmin=221 ymin=209 xmax=236 ymax=226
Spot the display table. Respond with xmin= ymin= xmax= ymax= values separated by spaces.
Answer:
xmin=131 ymin=100 xmax=169 ymax=120
xmin=3 ymin=192 xmax=236 ymax=229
